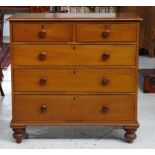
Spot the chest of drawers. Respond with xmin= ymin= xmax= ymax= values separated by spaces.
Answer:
xmin=9 ymin=13 xmax=142 ymax=143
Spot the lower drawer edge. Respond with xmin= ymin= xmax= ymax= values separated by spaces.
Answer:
xmin=11 ymin=120 xmax=138 ymax=125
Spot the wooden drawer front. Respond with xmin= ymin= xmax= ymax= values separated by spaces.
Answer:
xmin=14 ymin=68 xmax=136 ymax=93
xmin=76 ymin=23 xmax=137 ymax=42
xmin=13 ymin=45 xmax=136 ymax=66
xmin=14 ymin=95 xmax=136 ymax=123
xmin=12 ymin=23 xmax=73 ymax=42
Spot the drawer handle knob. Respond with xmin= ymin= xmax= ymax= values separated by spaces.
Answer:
xmin=102 ymin=52 xmax=110 ymax=61
xmin=40 ymin=104 xmax=47 ymax=112
xmin=102 ymin=29 xmax=110 ymax=38
xmin=39 ymin=77 xmax=47 ymax=86
xmin=38 ymin=52 xmax=47 ymax=61
xmin=102 ymin=78 xmax=110 ymax=85
xmin=39 ymin=25 xmax=46 ymax=38
xmin=102 ymin=106 xmax=109 ymax=113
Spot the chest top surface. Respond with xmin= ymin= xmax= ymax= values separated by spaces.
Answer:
xmin=8 ymin=13 xmax=142 ymax=22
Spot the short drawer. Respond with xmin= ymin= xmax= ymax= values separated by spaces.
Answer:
xmin=12 ymin=22 xmax=73 ymax=42
xmin=14 ymin=95 xmax=136 ymax=123
xmin=14 ymin=68 xmax=136 ymax=93
xmin=13 ymin=45 xmax=136 ymax=66
xmin=76 ymin=23 xmax=137 ymax=42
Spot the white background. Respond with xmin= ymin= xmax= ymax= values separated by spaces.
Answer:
xmin=0 ymin=0 xmax=155 ymax=6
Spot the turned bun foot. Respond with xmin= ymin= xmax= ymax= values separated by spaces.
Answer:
xmin=13 ymin=133 xmax=23 ymax=143
xmin=13 ymin=128 xmax=26 ymax=144
xmin=124 ymin=132 xmax=136 ymax=143
xmin=123 ymin=126 xmax=138 ymax=143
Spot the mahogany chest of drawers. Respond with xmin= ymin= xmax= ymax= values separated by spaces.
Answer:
xmin=9 ymin=13 xmax=142 ymax=143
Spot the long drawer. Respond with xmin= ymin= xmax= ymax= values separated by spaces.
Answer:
xmin=76 ymin=23 xmax=137 ymax=42
xmin=13 ymin=45 xmax=136 ymax=66
xmin=14 ymin=68 xmax=136 ymax=93
xmin=12 ymin=22 xmax=73 ymax=42
xmin=14 ymin=94 xmax=136 ymax=123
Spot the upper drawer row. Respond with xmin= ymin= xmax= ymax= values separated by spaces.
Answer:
xmin=12 ymin=22 xmax=138 ymax=42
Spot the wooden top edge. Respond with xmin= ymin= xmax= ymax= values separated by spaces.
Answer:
xmin=8 ymin=13 xmax=142 ymax=22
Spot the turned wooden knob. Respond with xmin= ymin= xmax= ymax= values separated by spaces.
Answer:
xmin=102 ymin=106 xmax=109 ymax=113
xmin=38 ymin=52 xmax=47 ymax=61
xmin=39 ymin=25 xmax=46 ymax=38
xmin=102 ymin=29 xmax=110 ymax=38
xmin=102 ymin=52 xmax=110 ymax=61
xmin=40 ymin=104 xmax=47 ymax=112
xmin=39 ymin=77 xmax=47 ymax=86
xmin=102 ymin=78 xmax=110 ymax=86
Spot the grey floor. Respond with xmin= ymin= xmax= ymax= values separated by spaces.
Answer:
xmin=0 ymin=56 xmax=155 ymax=149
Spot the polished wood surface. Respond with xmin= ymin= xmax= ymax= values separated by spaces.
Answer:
xmin=12 ymin=23 xmax=73 ymax=42
xmin=14 ymin=95 xmax=136 ymax=123
xmin=12 ymin=22 xmax=137 ymax=42
xmin=9 ymin=13 xmax=141 ymax=143
xmin=76 ymin=23 xmax=137 ymax=42
xmin=13 ymin=45 xmax=136 ymax=66
xmin=14 ymin=68 xmax=136 ymax=93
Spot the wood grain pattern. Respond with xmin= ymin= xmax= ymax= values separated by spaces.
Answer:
xmin=76 ymin=23 xmax=137 ymax=42
xmin=9 ymin=13 xmax=141 ymax=143
xmin=13 ymin=44 xmax=136 ymax=66
xmin=14 ymin=94 xmax=136 ymax=123
xmin=12 ymin=22 xmax=73 ymax=42
xmin=14 ymin=68 xmax=136 ymax=93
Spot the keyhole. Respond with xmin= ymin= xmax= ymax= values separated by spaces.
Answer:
xmin=104 ymin=25 xmax=110 ymax=29
xmin=73 ymin=96 xmax=76 ymax=100
xmin=73 ymin=46 xmax=76 ymax=50
xmin=41 ymin=25 xmax=44 ymax=29
xmin=73 ymin=70 xmax=76 ymax=74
